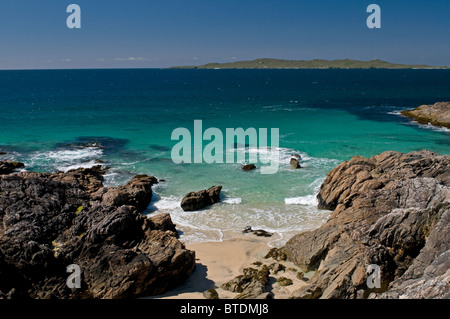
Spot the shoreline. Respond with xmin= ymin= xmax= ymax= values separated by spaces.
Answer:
xmin=150 ymin=235 xmax=311 ymax=299
xmin=1 ymin=149 xmax=449 ymax=299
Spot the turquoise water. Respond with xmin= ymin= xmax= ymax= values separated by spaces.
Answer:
xmin=1 ymin=69 xmax=449 ymax=245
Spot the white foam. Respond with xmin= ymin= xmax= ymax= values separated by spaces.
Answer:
xmin=390 ymin=109 xmax=450 ymax=133
xmin=284 ymin=194 xmax=318 ymax=206
xmin=151 ymin=195 xmax=182 ymax=211
xmin=230 ymin=146 xmax=312 ymax=168
xmin=60 ymin=160 xmax=102 ymax=172
xmin=262 ymin=104 xmax=282 ymax=109
xmin=45 ymin=149 xmax=103 ymax=161
xmin=157 ymin=199 xmax=332 ymax=246
xmin=28 ymin=147 xmax=104 ymax=172
xmin=0 ymin=151 xmax=21 ymax=162
xmin=309 ymin=177 xmax=325 ymax=192
xmin=403 ymin=120 xmax=450 ymax=133
xmin=142 ymin=146 xmax=337 ymax=246
xmin=119 ymin=161 xmax=141 ymax=166
xmin=223 ymin=197 xmax=242 ymax=205
xmin=422 ymin=123 xmax=450 ymax=133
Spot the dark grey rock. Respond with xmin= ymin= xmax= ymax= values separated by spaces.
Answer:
xmin=0 ymin=167 xmax=195 ymax=299
xmin=0 ymin=161 xmax=24 ymax=175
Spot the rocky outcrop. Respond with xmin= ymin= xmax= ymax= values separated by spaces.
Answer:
xmin=372 ymin=204 xmax=450 ymax=299
xmin=49 ymin=165 xmax=107 ymax=194
xmin=92 ymin=175 xmax=158 ymax=212
xmin=180 ymin=186 xmax=222 ymax=211
xmin=0 ymin=161 xmax=24 ymax=175
xmin=401 ymin=102 xmax=450 ymax=129
xmin=283 ymin=150 xmax=450 ymax=299
xmin=0 ymin=165 xmax=195 ymax=299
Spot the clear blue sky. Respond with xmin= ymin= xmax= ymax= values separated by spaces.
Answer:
xmin=0 ymin=0 xmax=449 ymax=69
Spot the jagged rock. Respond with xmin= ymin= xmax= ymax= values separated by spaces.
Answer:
xmin=0 ymin=161 xmax=24 ymax=175
xmin=372 ymin=204 xmax=450 ymax=299
xmin=401 ymin=102 xmax=450 ymax=129
xmin=242 ymin=164 xmax=256 ymax=171
xmin=148 ymin=213 xmax=178 ymax=236
xmin=0 ymin=167 xmax=195 ymax=299
xmin=283 ymin=150 xmax=450 ymax=299
xmin=94 ymin=174 xmax=158 ymax=212
xmin=180 ymin=186 xmax=222 ymax=211
xmin=0 ymin=152 xmax=7 ymax=155
xmin=50 ymin=165 xmax=107 ymax=194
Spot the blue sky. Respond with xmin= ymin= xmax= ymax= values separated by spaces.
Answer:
xmin=0 ymin=0 xmax=449 ymax=69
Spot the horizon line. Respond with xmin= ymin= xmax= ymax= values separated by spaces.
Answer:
xmin=2 ymin=67 xmax=449 ymax=72
xmin=2 ymin=57 xmax=450 ymax=71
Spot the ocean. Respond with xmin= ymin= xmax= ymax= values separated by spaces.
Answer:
xmin=1 ymin=69 xmax=449 ymax=246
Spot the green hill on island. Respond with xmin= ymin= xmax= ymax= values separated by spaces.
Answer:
xmin=170 ymin=58 xmax=448 ymax=69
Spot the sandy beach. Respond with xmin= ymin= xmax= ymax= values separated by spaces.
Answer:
xmin=151 ymin=234 xmax=311 ymax=299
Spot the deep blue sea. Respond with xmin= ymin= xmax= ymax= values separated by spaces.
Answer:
xmin=1 ymin=69 xmax=449 ymax=245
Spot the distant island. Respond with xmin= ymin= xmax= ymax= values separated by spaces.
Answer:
xmin=170 ymin=58 xmax=449 ymax=69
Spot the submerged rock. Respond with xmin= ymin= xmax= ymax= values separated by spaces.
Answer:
xmin=283 ymin=150 xmax=450 ymax=299
xmin=241 ymin=164 xmax=257 ymax=171
xmin=0 ymin=167 xmax=195 ymax=299
xmin=180 ymin=185 xmax=222 ymax=211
